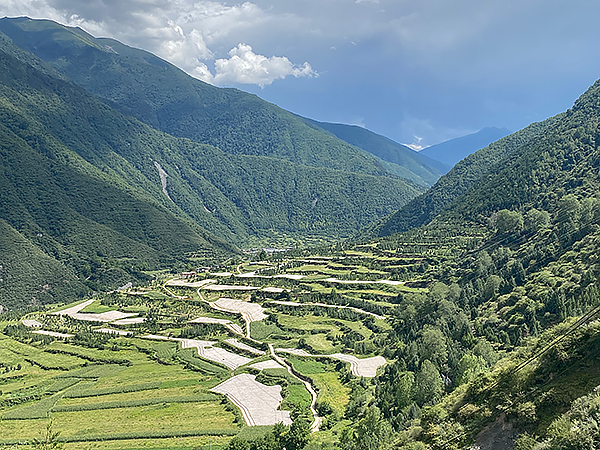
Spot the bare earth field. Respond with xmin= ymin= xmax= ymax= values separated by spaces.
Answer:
xmin=249 ymin=360 xmax=284 ymax=370
xmin=224 ymin=338 xmax=266 ymax=356
xmin=32 ymin=330 xmax=74 ymax=338
xmin=211 ymin=373 xmax=292 ymax=426
xmin=213 ymin=298 xmax=267 ymax=322
xmin=276 ymin=348 xmax=386 ymax=377
xmin=143 ymin=335 xmax=252 ymax=370
xmin=52 ymin=299 xmax=140 ymax=323
xmin=203 ymin=285 xmax=260 ymax=291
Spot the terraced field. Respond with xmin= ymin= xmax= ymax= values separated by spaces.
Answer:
xmin=1 ymin=247 xmax=410 ymax=448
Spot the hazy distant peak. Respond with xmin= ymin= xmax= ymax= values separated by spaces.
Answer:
xmin=420 ymin=127 xmax=511 ymax=169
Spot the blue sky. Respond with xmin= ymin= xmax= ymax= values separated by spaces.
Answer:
xmin=3 ymin=0 xmax=600 ymax=147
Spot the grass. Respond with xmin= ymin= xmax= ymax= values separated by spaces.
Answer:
xmin=0 ymin=339 xmax=87 ymax=370
xmin=2 ymin=392 xmax=63 ymax=420
xmin=61 ymin=435 xmax=231 ymax=450
xmin=282 ymin=385 xmax=312 ymax=411
xmin=46 ymin=378 xmax=81 ymax=393
xmin=63 ymin=381 xmax=161 ymax=398
xmin=304 ymin=334 xmax=338 ymax=353
xmin=309 ymin=372 xmax=350 ymax=416
xmin=176 ymin=348 xmax=229 ymax=375
xmin=276 ymin=314 xmax=340 ymax=334
xmin=52 ymin=394 xmax=218 ymax=412
xmin=249 ymin=321 xmax=284 ymax=341
xmin=56 ymin=364 xmax=125 ymax=380
xmin=59 ymin=386 xmax=207 ymax=407
xmin=80 ymin=300 xmax=117 ymax=314
xmin=287 ymin=358 xmax=349 ymax=415
xmin=235 ymin=425 xmax=273 ymax=440
xmin=288 ymin=358 xmax=327 ymax=375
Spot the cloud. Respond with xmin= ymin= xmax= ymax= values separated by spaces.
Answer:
xmin=2 ymin=0 xmax=316 ymax=87
xmin=197 ymin=43 xmax=316 ymax=87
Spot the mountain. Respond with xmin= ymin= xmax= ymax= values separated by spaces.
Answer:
xmin=0 ymin=25 xmax=427 ymax=304
xmin=302 ymin=119 xmax=449 ymax=186
xmin=419 ymin=126 xmax=511 ymax=168
xmin=362 ymin=118 xmax=557 ymax=238
xmin=0 ymin=17 xmax=442 ymax=189
xmin=366 ymin=78 xmax=600 ymax=447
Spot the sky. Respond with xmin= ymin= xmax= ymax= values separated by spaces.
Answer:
xmin=3 ymin=0 xmax=600 ymax=148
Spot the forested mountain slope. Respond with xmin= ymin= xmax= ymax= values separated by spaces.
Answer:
xmin=302 ymin=119 xmax=448 ymax=186
xmin=0 ymin=30 xmax=424 ymax=306
xmin=364 ymin=117 xmax=558 ymax=238
xmin=0 ymin=17 xmax=441 ymax=188
xmin=360 ymin=79 xmax=600 ymax=449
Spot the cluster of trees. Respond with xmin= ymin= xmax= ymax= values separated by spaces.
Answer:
xmin=225 ymin=419 xmax=310 ymax=450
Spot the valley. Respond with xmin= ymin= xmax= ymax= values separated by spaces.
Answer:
xmin=0 ymin=245 xmax=422 ymax=449
xmin=1 ymin=15 xmax=600 ymax=450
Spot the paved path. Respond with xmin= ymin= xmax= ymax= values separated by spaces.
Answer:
xmin=269 ymin=344 xmax=322 ymax=433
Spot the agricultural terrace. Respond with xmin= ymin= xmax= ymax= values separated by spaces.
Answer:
xmin=0 ymin=243 xmax=442 ymax=449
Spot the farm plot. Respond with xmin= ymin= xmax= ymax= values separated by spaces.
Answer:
xmin=189 ymin=316 xmax=244 ymax=335
xmin=213 ymin=298 xmax=267 ymax=322
xmin=143 ymin=336 xmax=252 ymax=370
xmin=211 ymin=373 xmax=292 ymax=426
xmin=69 ymin=311 xmax=139 ymax=322
xmin=22 ymin=319 xmax=43 ymax=328
xmin=32 ymin=330 xmax=74 ymax=339
xmin=328 ymin=354 xmax=386 ymax=377
xmin=0 ymin=335 xmax=238 ymax=446
xmin=320 ymin=277 xmax=404 ymax=287
xmin=276 ymin=349 xmax=386 ymax=377
xmin=270 ymin=300 xmax=385 ymax=320
xmin=203 ymin=284 xmax=260 ymax=291
xmin=224 ymin=338 xmax=265 ymax=356
xmin=51 ymin=299 xmax=140 ymax=323
xmin=249 ymin=360 xmax=283 ymax=370
xmin=112 ymin=317 xmax=146 ymax=325
xmin=274 ymin=274 xmax=306 ymax=280
xmin=51 ymin=299 xmax=95 ymax=316
xmin=95 ymin=328 xmax=131 ymax=336
xmin=166 ymin=279 xmax=215 ymax=288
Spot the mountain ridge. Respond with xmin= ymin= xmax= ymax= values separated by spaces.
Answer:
xmin=0 ymin=16 xmax=443 ymax=188
xmin=419 ymin=126 xmax=511 ymax=168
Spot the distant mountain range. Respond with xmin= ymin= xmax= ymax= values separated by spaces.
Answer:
xmin=0 ymin=17 xmax=453 ymax=304
xmin=419 ymin=126 xmax=511 ymax=169
xmin=0 ymin=17 xmax=446 ymax=186
xmin=362 ymin=121 xmax=553 ymax=238
xmin=302 ymin=119 xmax=450 ymax=186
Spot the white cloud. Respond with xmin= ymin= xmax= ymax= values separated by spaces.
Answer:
xmin=200 ymin=43 xmax=317 ymax=87
xmin=2 ymin=0 xmax=316 ymax=87
xmin=156 ymin=24 xmax=213 ymax=70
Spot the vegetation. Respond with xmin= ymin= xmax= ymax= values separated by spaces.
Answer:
xmin=3 ymin=14 xmax=600 ymax=450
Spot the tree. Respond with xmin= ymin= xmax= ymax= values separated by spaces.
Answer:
xmin=455 ymin=353 xmax=486 ymax=386
xmin=33 ymin=420 xmax=62 ymax=450
xmin=413 ymin=360 xmax=443 ymax=406
xmin=495 ymin=209 xmax=524 ymax=234
xmin=343 ymin=406 xmax=393 ymax=450
xmin=284 ymin=418 xmax=310 ymax=450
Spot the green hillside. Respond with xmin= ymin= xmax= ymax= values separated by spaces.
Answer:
xmin=0 ymin=220 xmax=88 ymax=309
xmin=303 ymin=119 xmax=449 ymax=186
xmin=359 ymin=79 xmax=600 ymax=448
xmin=364 ymin=116 xmax=558 ymax=238
xmin=0 ymin=29 xmax=424 ymax=305
xmin=0 ymin=17 xmax=438 ymax=186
